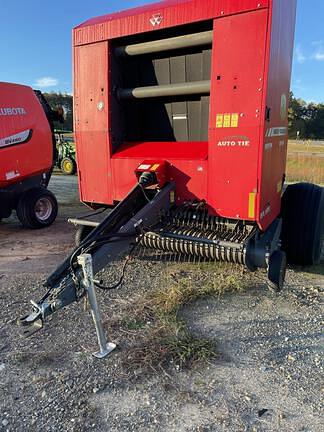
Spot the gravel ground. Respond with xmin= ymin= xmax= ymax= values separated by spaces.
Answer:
xmin=0 ymin=175 xmax=323 ymax=432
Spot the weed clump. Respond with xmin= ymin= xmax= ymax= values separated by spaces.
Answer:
xmin=118 ymin=263 xmax=248 ymax=375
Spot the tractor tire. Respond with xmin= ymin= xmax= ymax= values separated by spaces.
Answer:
xmin=61 ymin=157 xmax=76 ymax=175
xmin=281 ymin=183 xmax=323 ymax=266
xmin=75 ymin=225 xmax=94 ymax=247
xmin=16 ymin=187 xmax=58 ymax=229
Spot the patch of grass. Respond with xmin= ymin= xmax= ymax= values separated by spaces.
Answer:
xmin=288 ymin=141 xmax=324 ymax=154
xmin=121 ymin=317 xmax=217 ymax=374
xmin=122 ymin=318 xmax=147 ymax=330
xmin=286 ymin=153 xmax=324 ymax=184
xmin=149 ymin=270 xmax=245 ymax=315
xmin=118 ymin=264 xmax=248 ymax=375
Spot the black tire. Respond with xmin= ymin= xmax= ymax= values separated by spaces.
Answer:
xmin=61 ymin=157 xmax=76 ymax=175
xmin=16 ymin=187 xmax=58 ymax=229
xmin=268 ymin=250 xmax=287 ymax=292
xmin=75 ymin=225 xmax=94 ymax=247
xmin=281 ymin=183 xmax=323 ymax=265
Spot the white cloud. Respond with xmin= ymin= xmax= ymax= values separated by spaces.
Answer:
xmin=314 ymin=50 xmax=324 ymax=61
xmin=295 ymin=45 xmax=306 ymax=63
xmin=34 ymin=77 xmax=59 ymax=88
xmin=311 ymin=40 xmax=324 ymax=61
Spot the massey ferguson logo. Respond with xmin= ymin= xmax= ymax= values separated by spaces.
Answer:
xmin=0 ymin=107 xmax=27 ymax=116
xmin=150 ymin=13 xmax=163 ymax=26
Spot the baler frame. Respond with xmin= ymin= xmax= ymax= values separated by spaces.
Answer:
xmin=18 ymin=0 xmax=323 ymax=356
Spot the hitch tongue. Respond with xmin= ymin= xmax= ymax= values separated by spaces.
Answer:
xmin=17 ymin=301 xmax=44 ymax=337
xmin=78 ymin=253 xmax=116 ymax=359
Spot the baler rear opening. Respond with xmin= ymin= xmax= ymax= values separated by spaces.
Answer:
xmin=110 ymin=21 xmax=213 ymax=146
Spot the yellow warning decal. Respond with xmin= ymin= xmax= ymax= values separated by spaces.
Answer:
xmin=277 ymin=181 xmax=282 ymax=194
xmin=170 ymin=191 xmax=175 ymax=204
xmin=223 ymin=113 xmax=231 ymax=128
xmin=231 ymin=113 xmax=239 ymax=128
xmin=216 ymin=113 xmax=239 ymax=128
xmin=248 ymin=192 xmax=256 ymax=219
xmin=216 ymin=114 xmax=224 ymax=128
xmin=151 ymin=164 xmax=160 ymax=172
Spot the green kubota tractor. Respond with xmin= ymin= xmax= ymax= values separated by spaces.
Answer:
xmin=54 ymin=130 xmax=77 ymax=175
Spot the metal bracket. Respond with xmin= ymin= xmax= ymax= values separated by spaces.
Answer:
xmin=17 ymin=308 xmax=43 ymax=337
xmin=77 ymin=253 xmax=116 ymax=359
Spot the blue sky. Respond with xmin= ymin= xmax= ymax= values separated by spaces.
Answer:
xmin=0 ymin=0 xmax=323 ymax=102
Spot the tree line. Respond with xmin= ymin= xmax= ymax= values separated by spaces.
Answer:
xmin=43 ymin=91 xmax=324 ymax=140
xmin=289 ymin=92 xmax=324 ymax=140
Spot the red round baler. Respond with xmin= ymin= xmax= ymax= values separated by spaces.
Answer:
xmin=0 ymin=82 xmax=59 ymax=228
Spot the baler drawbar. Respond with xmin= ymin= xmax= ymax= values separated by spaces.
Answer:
xmin=19 ymin=175 xmax=174 ymax=337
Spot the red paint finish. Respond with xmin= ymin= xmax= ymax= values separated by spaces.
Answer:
xmin=74 ymin=0 xmax=269 ymax=46
xmin=258 ymin=0 xmax=297 ymax=230
xmin=208 ymin=9 xmax=269 ymax=221
xmin=114 ymin=141 xmax=208 ymax=161
xmin=74 ymin=42 xmax=113 ymax=205
xmin=112 ymin=142 xmax=208 ymax=203
xmin=112 ymin=157 xmax=208 ymax=204
xmin=0 ymin=82 xmax=52 ymax=188
xmin=73 ymin=0 xmax=296 ymax=230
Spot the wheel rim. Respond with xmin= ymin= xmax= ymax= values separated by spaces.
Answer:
xmin=63 ymin=160 xmax=73 ymax=173
xmin=35 ymin=198 xmax=53 ymax=221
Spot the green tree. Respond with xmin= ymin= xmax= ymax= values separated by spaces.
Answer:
xmin=306 ymin=103 xmax=324 ymax=139
xmin=288 ymin=92 xmax=324 ymax=140
xmin=288 ymin=92 xmax=307 ymax=139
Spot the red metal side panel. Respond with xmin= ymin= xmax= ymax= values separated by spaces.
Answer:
xmin=111 ymin=141 xmax=208 ymax=203
xmin=258 ymin=0 xmax=297 ymax=230
xmin=207 ymin=10 xmax=269 ymax=222
xmin=74 ymin=0 xmax=269 ymax=46
xmin=0 ymin=83 xmax=52 ymax=188
xmin=74 ymin=42 xmax=113 ymax=205
xmin=111 ymin=158 xmax=208 ymax=204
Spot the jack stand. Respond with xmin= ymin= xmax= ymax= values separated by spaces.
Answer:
xmin=77 ymin=254 xmax=116 ymax=359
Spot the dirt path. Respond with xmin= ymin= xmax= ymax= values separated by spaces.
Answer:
xmin=0 ymin=176 xmax=83 ymax=274
xmin=0 ymin=176 xmax=323 ymax=432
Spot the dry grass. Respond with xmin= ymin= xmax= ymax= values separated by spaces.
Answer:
xmin=113 ymin=263 xmax=250 ymax=376
xmin=148 ymin=269 xmax=244 ymax=314
xmin=288 ymin=141 xmax=324 ymax=154
xmin=286 ymin=141 xmax=324 ymax=184
xmin=286 ymin=153 xmax=324 ymax=184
